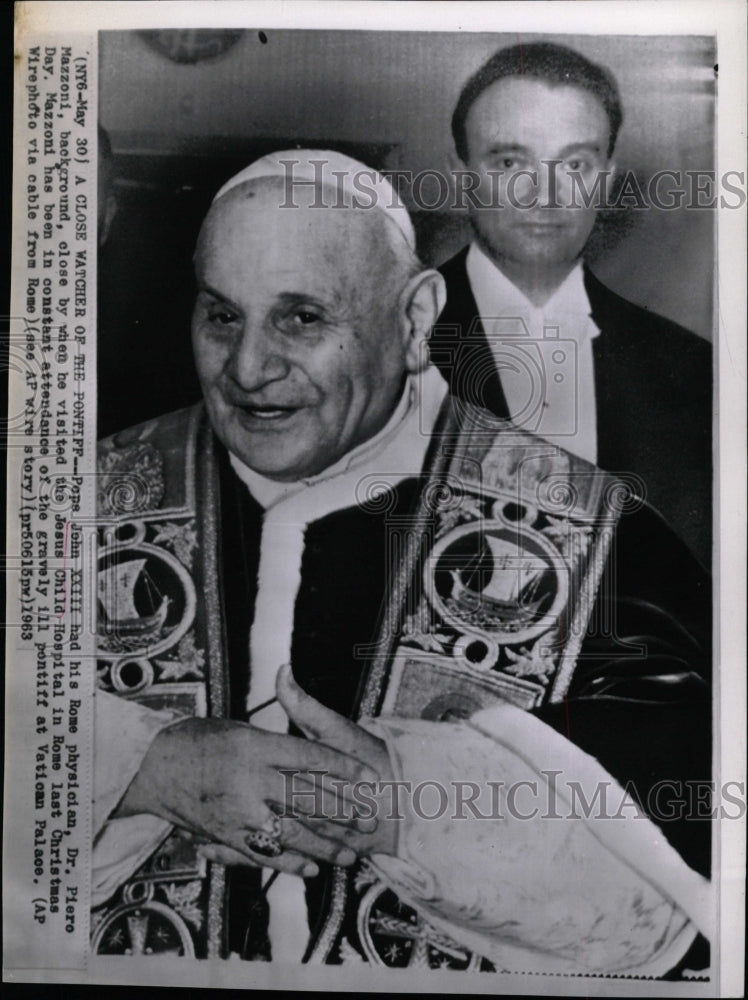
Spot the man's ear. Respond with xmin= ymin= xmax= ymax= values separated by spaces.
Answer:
xmin=447 ymin=148 xmax=468 ymax=174
xmin=399 ymin=269 xmax=447 ymax=373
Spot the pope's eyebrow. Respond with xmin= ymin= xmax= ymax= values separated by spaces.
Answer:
xmin=196 ymin=286 xmax=349 ymax=320
xmin=197 ymin=284 xmax=241 ymax=311
xmin=275 ymin=290 xmax=344 ymax=313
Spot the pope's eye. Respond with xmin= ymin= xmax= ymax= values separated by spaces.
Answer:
xmin=294 ymin=310 xmax=321 ymax=325
xmin=207 ymin=308 xmax=238 ymax=326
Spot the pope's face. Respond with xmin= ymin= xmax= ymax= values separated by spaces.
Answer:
xmin=462 ymin=77 xmax=612 ymax=269
xmin=192 ymin=185 xmax=412 ymax=481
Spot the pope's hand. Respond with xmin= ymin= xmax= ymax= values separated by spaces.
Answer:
xmin=274 ymin=663 xmax=399 ymax=859
xmin=116 ymin=691 xmax=384 ymax=878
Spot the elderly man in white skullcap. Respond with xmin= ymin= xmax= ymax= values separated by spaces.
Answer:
xmin=92 ymin=151 xmax=711 ymax=976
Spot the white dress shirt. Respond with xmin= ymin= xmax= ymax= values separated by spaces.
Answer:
xmin=466 ymin=243 xmax=601 ymax=465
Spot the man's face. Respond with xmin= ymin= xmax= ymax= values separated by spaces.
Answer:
xmin=192 ymin=183 xmax=413 ymax=482
xmin=461 ymin=77 xmax=613 ymax=269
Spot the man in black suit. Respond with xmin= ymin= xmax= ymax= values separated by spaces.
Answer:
xmin=430 ymin=42 xmax=712 ymax=566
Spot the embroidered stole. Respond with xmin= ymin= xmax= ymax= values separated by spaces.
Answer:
xmin=93 ymin=399 xmax=622 ymax=963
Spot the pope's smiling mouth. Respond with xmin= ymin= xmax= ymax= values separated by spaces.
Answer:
xmin=236 ymin=403 xmax=301 ymax=422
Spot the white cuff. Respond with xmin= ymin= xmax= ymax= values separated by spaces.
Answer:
xmin=92 ymin=690 xmax=179 ymax=906
xmin=365 ymin=705 xmax=708 ymax=976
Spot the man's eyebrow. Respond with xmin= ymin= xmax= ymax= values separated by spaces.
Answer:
xmin=481 ymin=141 xmax=606 ymax=157
xmin=484 ymin=142 xmax=533 ymax=155
xmin=557 ymin=141 xmax=606 ymax=156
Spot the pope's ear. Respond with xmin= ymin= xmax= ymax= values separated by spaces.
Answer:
xmin=399 ymin=269 xmax=447 ymax=373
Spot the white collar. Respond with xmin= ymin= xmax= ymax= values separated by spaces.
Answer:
xmin=466 ymin=242 xmax=600 ymax=339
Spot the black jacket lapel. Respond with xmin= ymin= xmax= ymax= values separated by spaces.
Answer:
xmin=432 ymin=247 xmax=509 ymax=417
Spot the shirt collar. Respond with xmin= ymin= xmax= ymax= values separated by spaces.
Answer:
xmin=466 ymin=242 xmax=600 ymax=339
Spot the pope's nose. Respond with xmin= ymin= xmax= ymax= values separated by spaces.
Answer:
xmin=227 ymin=326 xmax=291 ymax=391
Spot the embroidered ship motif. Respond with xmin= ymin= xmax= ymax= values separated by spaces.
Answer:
xmin=98 ymin=558 xmax=171 ymax=652
xmin=447 ymin=535 xmax=546 ymax=630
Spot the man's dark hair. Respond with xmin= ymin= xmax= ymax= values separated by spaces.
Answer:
xmin=452 ymin=42 xmax=623 ymax=162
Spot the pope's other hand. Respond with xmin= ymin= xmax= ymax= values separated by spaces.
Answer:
xmin=116 ymin=707 xmax=383 ymax=876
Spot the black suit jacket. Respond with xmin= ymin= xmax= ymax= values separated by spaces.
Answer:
xmin=431 ymin=248 xmax=713 ymax=566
